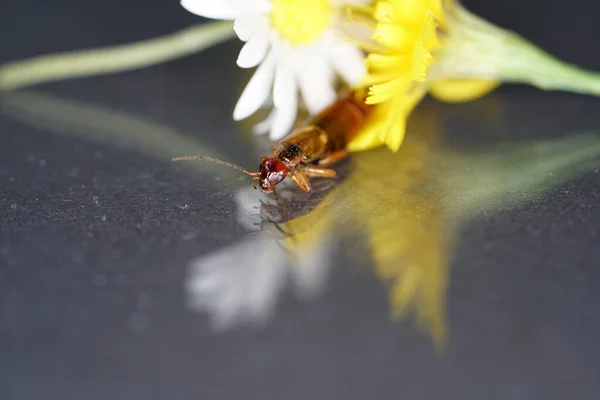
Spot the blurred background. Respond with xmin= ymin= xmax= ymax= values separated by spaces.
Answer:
xmin=1 ymin=1 xmax=600 ymax=399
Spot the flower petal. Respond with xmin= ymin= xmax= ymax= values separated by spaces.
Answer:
xmin=180 ymin=0 xmax=241 ymax=20
xmin=346 ymin=125 xmax=384 ymax=151
xmin=328 ymin=44 xmax=366 ymax=86
xmin=366 ymin=53 xmax=408 ymax=72
xmin=381 ymin=86 xmax=426 ymax=151
xmin=410 ymin=40 xmax=432 ymax=82
xmin=233 ymin=52 xmax=275 ymax=121
xmin=236 ymin=32 xmax=270 ymax=68
xmin=429 ymin=79 xmax=500 ymax=103
xmin=273 ymin=63 xmax=296 ymax=109
xmin=234 ymin=13 xmax=268 ymax=41
xmin=366 ymin=76 xmax=408 ymax=105
xmin=252 ymin=109 xmax=276 ymax=135
xmin=269 ymin=91 xmax=298 ymax=140
xmin=395 ymin=0 xmax=429 ymax=25
xmin=296 ymin=53 xmax=336 ymax=115
xmin=374 ymin=1 xmax=395 ymax=22
xmin=373 ymin=23 xmax=414 ymax=51
xmin=249 ymin=0 xmax=273 ymax=13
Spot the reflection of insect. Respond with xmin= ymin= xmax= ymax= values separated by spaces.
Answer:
xmin=173 ymin=92 xmax=371 ymax=194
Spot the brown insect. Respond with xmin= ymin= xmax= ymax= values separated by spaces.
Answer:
xmin=173 ymin=92 xmax=371 ymax=194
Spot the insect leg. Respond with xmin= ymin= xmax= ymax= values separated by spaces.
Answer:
xmin=317 ymin=150 xmax=348 ymax=167
xmin=303 ymin=167 xmax=336 ymax=178
xmin=289 ymin=172 xmax=312 ymax=192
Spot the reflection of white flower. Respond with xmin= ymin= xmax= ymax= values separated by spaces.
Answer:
xmin=185 ymin=233 xmax=286 ymax=331
xmin=181 ymin=0 xmax=367 ymax=140
xmin=185 ymin=187 xmax=332 ymax=331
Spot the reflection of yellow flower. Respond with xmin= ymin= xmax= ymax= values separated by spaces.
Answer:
xmin=274 ymin=106 xmax=451 ymax=345
xmin=345 ymin=108 xmax=449 ymax=345
xmin=366 ymin=195 xmax=448 ymax=346
xmin=349 ymin=0 xmax=497 ymax=151
xmin=274 ymin=98 xmax=600 ymax=345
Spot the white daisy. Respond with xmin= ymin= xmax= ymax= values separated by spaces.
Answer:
xmin=181 ymin=0 xmax=368 ymax=140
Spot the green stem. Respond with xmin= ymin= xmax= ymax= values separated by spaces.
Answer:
xmin=529 ymin=52 xmax=600 ymax=95
xmin=431 ymin=3 xmax=600 ymax=96
xmin=0 ymin=21 xmax=234 ymax=91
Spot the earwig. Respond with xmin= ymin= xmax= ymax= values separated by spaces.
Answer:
xmin=173 ymin=91 xmax=371 ymax=194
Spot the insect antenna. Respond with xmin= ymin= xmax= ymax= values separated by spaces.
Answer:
xmin=172 ymin=156 xmax=258 ymax=177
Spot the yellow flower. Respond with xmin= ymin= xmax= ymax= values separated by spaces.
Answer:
xmin=347 ymin=0 xmax=600 ymax=153
xmin=348 ymin=0 xmax=498 ymax=152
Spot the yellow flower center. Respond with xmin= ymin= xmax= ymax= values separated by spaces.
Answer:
xmin=271 ymin=0 xmax=332 ymax=45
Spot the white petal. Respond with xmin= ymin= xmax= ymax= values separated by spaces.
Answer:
xmin=233 ymin=52 xmax=276 ymax=121
xmin=296 ymin=54 xmax=336 ymax=115
xmin=234 ymin=13 xmax=269 ymax=41
xmin=251 ymin=0 xmax=273 ymax=12
xmin=269 ymin=96 xmax=297 ymax=140
xmin=329 ymin=44 xmax=366 ymax=86
xmin=273 ymin=64 xmax=296 ymax=109
xmin=237 ymin=32 xmax=270 ymax=68
xmin=180 ymin=0 xmax=241 ymax=20
xmin=252 ymin=110 xmax=276 ymax=135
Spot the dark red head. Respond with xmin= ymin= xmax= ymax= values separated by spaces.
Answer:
xmin=256 ymin=156 xmax=289 ymax=192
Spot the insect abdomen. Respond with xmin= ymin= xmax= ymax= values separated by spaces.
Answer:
xmin=312 ymin=94 xmax=371 ymax=152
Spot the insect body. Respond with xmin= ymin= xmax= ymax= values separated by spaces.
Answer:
xmin=173 ymin=92 xmax=370 ymax=194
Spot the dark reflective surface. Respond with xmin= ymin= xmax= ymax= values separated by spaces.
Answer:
xmin=2 ymin=1 xmax=600 ymax=399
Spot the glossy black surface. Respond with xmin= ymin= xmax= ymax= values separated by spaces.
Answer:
xmin=1 ymin=1 xmax=600 ymax=399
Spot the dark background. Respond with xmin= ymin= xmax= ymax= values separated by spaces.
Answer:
xmin=1 ymin=1 xmax=600 ymax=399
